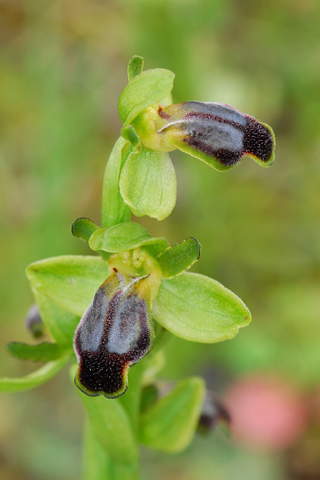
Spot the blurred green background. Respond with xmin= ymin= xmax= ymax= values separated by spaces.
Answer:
xmin=1 ymin=0 xmax=320 ymax=479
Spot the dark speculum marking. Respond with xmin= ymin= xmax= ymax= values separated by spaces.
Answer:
xmin=160 ymin=102 xmax=274 ymax=167
xmin=74 ymin=274 xmax=153 ymax=398
xmin=243 ymin=117 xmax=274 ymax=161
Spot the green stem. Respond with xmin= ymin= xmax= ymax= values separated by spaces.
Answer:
xmin=83 ymin=421 xmax=139 ymax=480
xmin=83 ymin=421 xmax=111 ymax=480
xmin=101 ymin=137 xmax=132 ymax=229
xmin=118 ymin=358 xmax=145 ymax=436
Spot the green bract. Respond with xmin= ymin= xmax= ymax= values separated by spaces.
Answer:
xmin=139 ymin=377 xmax=205 ymax=452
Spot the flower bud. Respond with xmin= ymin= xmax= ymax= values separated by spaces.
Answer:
xmin=198 ymin=390 xmax=231 ymax=434
xmin=74 ymin=269 xmax=155 ymax=399
xmin=157 ymin=101 xmax=275 ymax=171
xmin=25 ymin=304 xmax=45 ymax=339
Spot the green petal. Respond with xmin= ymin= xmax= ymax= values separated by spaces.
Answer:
xmin=0 ymin=355 xmax=70 ymax=392
xmin=72 ymin=217 xmax=99 ymax=243
xmin=152 ymin=272 xmax=251 ymax=343
xmin=118 ymin=69 xmax=175 ymax=126
xmin=156 ymin=237 xmax=201 ymax=278
xmin=7 ymin=341 xmax=63 ymax=362
xmin=139 ymin=377 xmax=205 ymax=452
xmin=89 ymin=222 xmax=169 ymax=256
xmin=26 ymin=255 xmax=110 ymax=318
xmin=120 ymin=149 xmax=177 ymax=221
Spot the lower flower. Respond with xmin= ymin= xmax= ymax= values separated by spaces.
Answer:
xmin=74 ymin=269 xmax=155 ymax=399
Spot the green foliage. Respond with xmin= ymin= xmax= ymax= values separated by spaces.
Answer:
xmin=0 ymin=356 xmax=70 ymax=392
xmin=7 ymin=341 xmax=63 ymax=362
xmin=139 ymin=377 xmax=205 ymax=452
xmin=1 ymin=52 xmax=275 ymax=480
xmin=101 ymin=136 xmax=132 ymax=229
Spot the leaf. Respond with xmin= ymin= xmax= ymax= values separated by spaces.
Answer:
xmin=156 ymin=237 xmax=201 ymax=278
xmin=152 ymin=272 xmax=251 ymax=343
xmin=89 ymin=222 xmax=169 ymax=256
xmin=139 ymin=377 xmax=205 ymax=452
xmin=118 ymin=69 xmax=175 ymax=126
xmin=101 ymin=136 xmax=132 ymax=229
xmin=71 ymin=365 xmax=139 ymax=466
xmin=7 ymin=341 xmax=63 ymax=362
xmin=26 ymin=255 xmax=110 ymax=318
xmin=127 ymin=55 xmax=144 ymax=81
xmin=120 ymin=149 xmax=177 ymax=221
xmin=0 ymin=355 xmax=70 ymax=392
xmin=72 ymin=217 xmax=99 ymax=243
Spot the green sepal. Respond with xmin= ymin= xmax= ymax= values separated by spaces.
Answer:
xmin=156 ymin=237 xmax=201 ymax=278
xmin=0 ymin=355 xmax=71 ymax=392
xmin=118 ymin=68 xmax=175 ymax=126
xmin=101 ymin=137 xmax=132 ymax=229
xmin=127 ymin=55 xmax=144 ymax=82
xmin=152 ymin=272 xmax=251 ymax=343
xmin=72 ymin=218 xmax=99 ymax=243
xmin=71 ymin=364 xmax=139 ymax=466
xmin=139 ymin=377 xmax=205 ymax=453
xmin=7 ymin=341 xmax=63 ymax=362
xmin=120 ymin=148 xmax=177 ymax=221
xmin=89 ymin=222 xmax=169 ymax=257
xmin=26 ymin=255 xmax=110 ymax=318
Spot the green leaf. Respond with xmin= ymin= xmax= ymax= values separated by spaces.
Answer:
xmin=120 ymin=149 xmax=177 ymax=221
xmin=157 ymin=237 xmax=201 ymax=278
xmin=26 ymin=255 xmax=110 ymax=318
xmin=72 ymin=217 xmax=99 ymax=243
xmin=152 ymin=272 xmax=251 ymax=343
xmin=118 ymin=69 xmax=175 ymax=126
xmin=71 ymin=365 xmax=139 ymax=466
xmin=101 ymin=136 xmax=132 ymax=229
xmin=139 ymin=377 xmax=205 ymax=452
xmin=7 ymin=341 xmax=63 ymax=362
xmin=0 ymin=355 xmax=70 ymax=392
xmin=127 ymin=55 xmax=144 ymax=82
xmin=89 ymin=222 xmax=169 ymax=256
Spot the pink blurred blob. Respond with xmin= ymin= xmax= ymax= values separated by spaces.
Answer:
xmin=225 ymin=375 xmax=307 ymax=450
